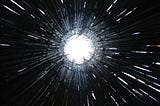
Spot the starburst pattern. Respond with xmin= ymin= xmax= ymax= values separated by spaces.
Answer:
xmin=0 ymin=0 xmax=160 ymax=105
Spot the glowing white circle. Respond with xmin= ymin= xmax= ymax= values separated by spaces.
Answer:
xmin=64 ymin=34 xmax=94 ymax=64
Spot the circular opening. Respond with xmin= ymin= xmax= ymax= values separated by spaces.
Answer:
xmin=64 ymin=34 xmax=94 ymax=64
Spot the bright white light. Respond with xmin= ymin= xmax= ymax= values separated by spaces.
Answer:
xmin=64 ymin=34 xmax=94 ymax=64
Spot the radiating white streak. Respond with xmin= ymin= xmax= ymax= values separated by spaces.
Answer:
xmin=118 ymin=77 xmax=128 ymax=85
xmin=83 ymin=1 xmax=86 ymax=8
xmin=87 ymin=95 xmax=90 ymax=106
xmin=40 ymin=27 xmax=44 ymax=30
xmin=111 ymin=96 xmax=119 ymax=106
xmin=122 ymin=72 xmax=136 ymax=79
xmin=106 ymin=56 xmax=112 ymax=59
xmin=92 ymin=74 xmax=96 ymax=78
xmin=120 ymin=83 xmax=137 ymax=97
xmin=61 ymin=0 xmax=63 ymax=4
xmin=107 ymin=4 xmax=113 ymax=12
xmin=122 ymin=72 xmax=160 ymax=86
xmin=146 ymin=45 xmax=151 ymax=47
xmin=39 ymin=9 xmax=45 ymax=15
xmin=132 ymin=89 xmax=143 ymax=96
xmin=104 ymin=65 xmax=108 ymax=68
xmin=91 ymin=92 xmax=96 ymax=100
xmin=110 ymin=86 xmax=117 ymax=93
xmin=134 ymin=66 xmax=151 ymax=72
xmin=155 ymin=62 xmax=160 ymax=65
xmin=124 ymin=11 xmax=132 ymax=16
xmin=139 ymin=89 xmax=157 ymax=101
xmin=103 ymin=78 xmax=108 ymax=83
xmin=108 ymin=48 xmax=117 ymax=50
xmin=0 ymin=43 xmax=10 ymax=47
xmin=114 ymin=52 xmax=119 ymax=55
xmin=153 ymin=82 xmax=160 ymax=87
xmin=121 ymin=97 xmax=127 ymax=103
xmin=10 ymin=0 xmax=25 ymax=10
xmin=116 ymin=18 xmax=122 ymax=22
xmin=111 ymin=87 xmax=127 ymax=103
xmin=122 ymin=72 xmax=146 ymax=84
xmin=132 ymin=51 xmax=147 ymax=53
xmin=3 ymin=5 xmax=20 ymax=15
xmin=146 ymin=74 xmax=157 ymax=80
xmin=137 ymin=79 xmax=145 ymax=84
xmin=124 ymin=7 xmax=137 ymax=17
xmin=93 ymin=16 xmax=96 ymax=19
xmin=113 ymin=0 xmax=118 ymax=4
xmin=148 ymin=85 xmax=160 ymax=93
xmin=28 ymin=35 xmax=39 ymax=39
xmin=135 ymin=70 xmax=144 ymax=75
xmin=146 ymin=45 xmax=160 ymax=47
xmin=132 ymin=32 xmax=141 ymax=35
xmin=123 ymin=72 xmax=160 ymax=93
xmin=142 ymin=65 xmax=149 ymax=68
xmin=117 ymin=9 xmax=127 ymax=17
xmin=30 ymin=14 xmax=35 ymax=18
xmin=18 ymin=67 xmax=26 ymax=72
xmin=107 ymin=0 xmax=118 ymax=12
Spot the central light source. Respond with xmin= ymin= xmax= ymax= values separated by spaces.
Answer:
xmin=64 ymin=34 xmax=94 ymax=64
